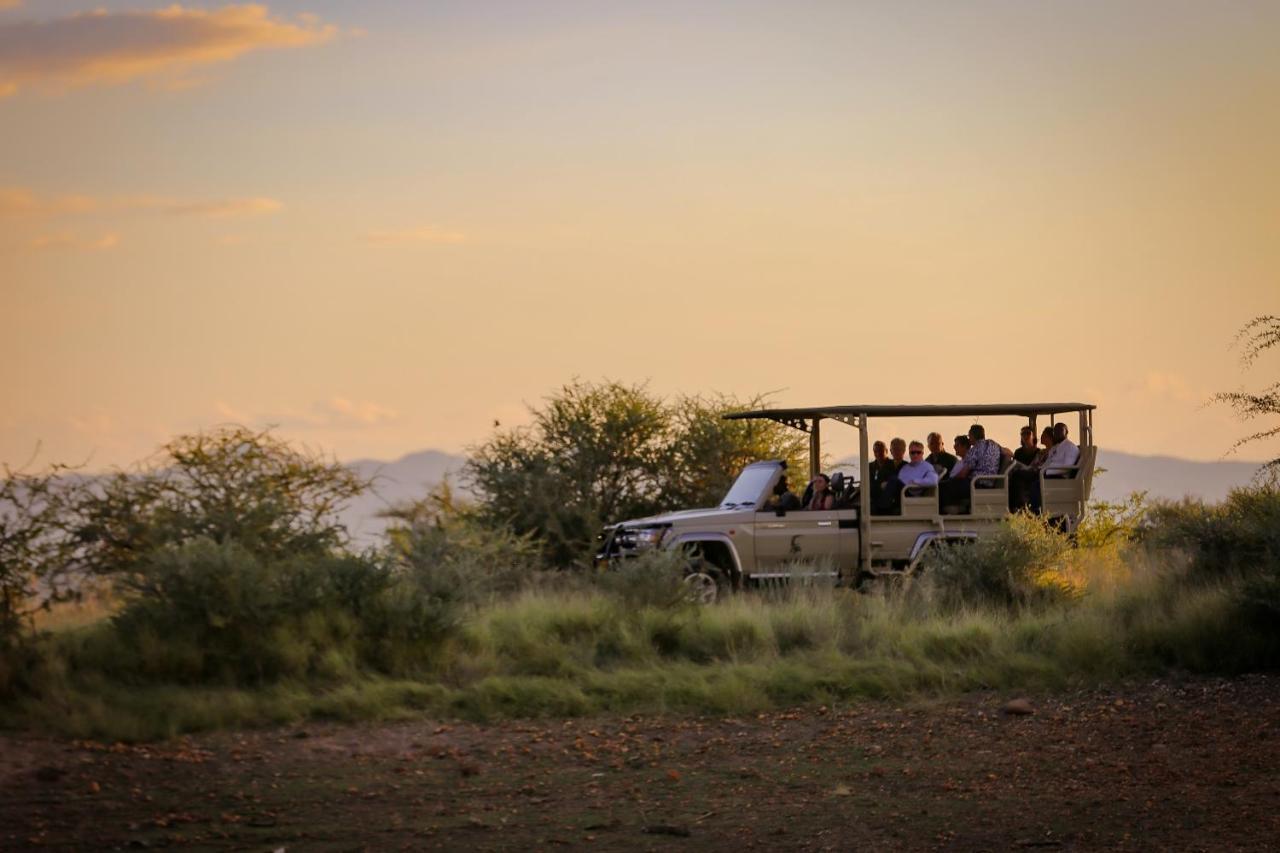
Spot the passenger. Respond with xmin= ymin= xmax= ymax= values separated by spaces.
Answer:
xmin=1040 ymin=422 xmax=1080 ymax=477
xmin=1014 ymin=424 xmax=1081 ymax=513
xmin=765 ymin=475 xmax=802 ymax=512
xmin=940 ymin=424 xmax=1001 ymax=513
xmin=953 ymin=434 xmax=971 ymax=463
xmin=869 ymin=440 xmax=896 ymax=491
xmin=805 ymin=474 xmax=834 ymax=510
xmin=1010 ymin=428 xmax=1047 ymax=510
xmin=889 ymin=437 xmax=907 ymax=471
xmin=875 ymin=441 xmax=938 ymax=515
xmin=926 ymin=431 xmax=957 ymax=477
xmin=1012 ymin=426 xmax=1039 ymax=467
xmin=1033 ymin=426 xmax=1055 ymax=467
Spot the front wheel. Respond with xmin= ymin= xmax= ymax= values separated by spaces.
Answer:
xmin=682 ymin=571 xmax=721 ymax=605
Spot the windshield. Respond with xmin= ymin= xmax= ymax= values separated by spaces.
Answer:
xmin=720 ymin=465 xmax=779 ymax=508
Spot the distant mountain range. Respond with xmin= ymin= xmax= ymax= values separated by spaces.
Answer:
xmin=340 ymin=448 xmax=1266 ymax=544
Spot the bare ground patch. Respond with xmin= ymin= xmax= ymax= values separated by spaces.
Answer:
xmin=3 ymin=674 xmax=1279 ymax=851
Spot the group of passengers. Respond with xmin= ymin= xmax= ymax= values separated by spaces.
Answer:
xmin=795 ymin=422 xmax=1080 ymax=516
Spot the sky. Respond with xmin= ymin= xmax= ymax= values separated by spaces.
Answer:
xmin=2 ymin=0 xmax=1277 ymax=471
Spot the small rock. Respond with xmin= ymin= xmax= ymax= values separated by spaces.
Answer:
xmin=643 ymin=825 xmax=691 ymax=837
xmin=34 ymin=766 xmax=66 ymax=783
xmin=1002 ymin=699 xmax=1035 ymax=716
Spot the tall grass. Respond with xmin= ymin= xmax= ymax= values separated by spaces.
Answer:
xmin=3 ymin=489 xmax=1279 ymax=740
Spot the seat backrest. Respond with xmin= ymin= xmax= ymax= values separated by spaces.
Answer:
xmin=969 ymin=474 xmax=1008 ymax=517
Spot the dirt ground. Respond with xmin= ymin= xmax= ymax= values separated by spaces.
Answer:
xmin=3 ymin=674 xmax=1279 ymax=851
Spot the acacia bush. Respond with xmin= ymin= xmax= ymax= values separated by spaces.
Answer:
xmin=71 ymin=426 xmax=368 ymax=582
xmin=382 ymin=480 xmax=541 ymax=603
xmin=0 ymin=464 xmax=77 ymax=648
xmin=467 ymin=381 xmax=806 ymax=566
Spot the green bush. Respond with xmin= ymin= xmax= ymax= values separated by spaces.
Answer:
xmin=594 ymin=549 xmax=691 ymax=611
xmin=101 ymin=538 xmax=452 ymax=684
xmin=382 ymin=480 xmax=541 ymax=605
xmin=1143 ymin=483 xmax=1280 ymax=580
xmin=917 ymin=513 xmax=1079 ymax=610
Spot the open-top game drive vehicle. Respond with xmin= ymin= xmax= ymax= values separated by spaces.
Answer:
xmin=596 ymin=402 xmax=1096 ymax=601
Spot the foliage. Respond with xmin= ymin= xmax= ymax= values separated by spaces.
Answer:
xmin=70 ymin=426 xmax=368 ymax=584
xmin=381 ymin=478 xmax=542 ymax=603
xmin=594 ymin=549 xmax=692 ymax=611
xmin=916 ymin=513 xmax=1080 ymax=610
xmin=1142 ymin=482 xmax=1280 ymax=580
xmin=0 ymin=463 xmax=79 ymax=648
xmin=1076 ymin=491 xmax=1149 ymax=549
xmin=89 ymin=537 xmax=456 ymax=685
xmin=1214 ymin=314 xmax=1279 ymax=472
xmin=662 ymin=392 xmax=809 ymax=509
xmin=466 ymin=381 xmax=807 ymax=566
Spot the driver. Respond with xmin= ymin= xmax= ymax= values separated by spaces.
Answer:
xmin=764 ymin=475 xmax=801 ymax=511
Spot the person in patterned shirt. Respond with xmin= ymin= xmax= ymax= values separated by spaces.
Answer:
xmin=940 ymin=424 xmax=1004 ymax=513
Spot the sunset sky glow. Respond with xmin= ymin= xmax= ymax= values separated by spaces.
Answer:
xmin=3 ymin=1 xmax=1277 ymax=470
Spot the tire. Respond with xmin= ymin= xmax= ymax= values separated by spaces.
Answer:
xmin=682 ymin=570 xmax=722 ymax=605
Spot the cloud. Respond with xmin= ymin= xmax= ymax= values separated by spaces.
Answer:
xmin=0 ymin=186 xmax=283 ymax=219
xmin=365 ymin=225 xmax=467 ymax=246
xmin=0 ymin=2 xmax=23 ymax=12
xmin=0 ymin=4 xmax=337 ymax=97
xmin=28 ymin=232 xmax=119 ymax=251
xmin=0 ymin=186 xmax=95 ymax=217
xmin=160 ymin=196 xmax=283 ymax=217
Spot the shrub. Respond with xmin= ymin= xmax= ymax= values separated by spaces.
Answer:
xmin=0 ymin=464 xmax=78 ymax=648
xmin=382 ymin=479 xmax=541 ymax=604
xmin=1143 ymin=483 xmax=1280 ymax=580
xmin=70 ymin=426 xmax=368 ymax=583
xmin=595 ymin=549 xmax=691 ymax=611
xmin=465 ymin=381 xmax=807 ymax=566
xmin=917 ymin=513 xmax=1079 ymax=610
xmin=102 ymin=538 xmax=453 ymax=684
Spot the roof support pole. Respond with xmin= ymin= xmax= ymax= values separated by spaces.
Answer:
xmin=858 ymin=414 xmax=871 ymax=572
xmin=809 ymin=417 xmax=822 ymax=482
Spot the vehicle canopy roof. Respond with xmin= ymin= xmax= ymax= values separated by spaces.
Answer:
xmin=724 ymin=402 xmax=1094 ymax=421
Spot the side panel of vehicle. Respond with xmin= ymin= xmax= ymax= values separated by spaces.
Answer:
xmin=751 ymin=509 xmax=843 ymax=571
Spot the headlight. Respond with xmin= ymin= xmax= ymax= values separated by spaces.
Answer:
xmin=633 ymin=527 xmax=668 ymax=549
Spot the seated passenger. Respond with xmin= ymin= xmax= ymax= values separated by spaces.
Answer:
xmin=889 ymin=437 xmax=907 ymax=472
xmin=1032 ymin=426 xmax=1055 ymax=467
xmin=950 ymin=424 xmax=1001 ymax=479
xmin=1013 ymin=423 xmax=1081 ymax=513
xmin=1040 ymin=422 xmax=1080 ymax=477
xmin=868 ymin=441 xmax=896 ymax=490
xmin=926 ymin=431 xmax=957 ymax=477
xmin=874 ymin=441 xmax=940 ymax=514
xmin=1012 ymin=426 xmax=1039 ymax=467
xmin=805 ymin=474 xmax=834 ymax=510
xmin=940 ymin=425 xmax=1001 ymax=513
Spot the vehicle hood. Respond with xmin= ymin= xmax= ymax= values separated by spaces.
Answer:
xmin=616 ymin=507 xmax=746 ymax=527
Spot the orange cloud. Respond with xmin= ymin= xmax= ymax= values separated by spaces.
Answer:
xmin=0 ymin=4 xmax=336 ymax=97
xmin=0 ymin=186 xmax=95 ymax=217
xmin=0 ymin=186 xmax=283 ymax=219
xmin=28 ymin=232 xmax=119 ymax=251
xmin=365 ymin=226 xmax=467 ymax=246
xmin=163 ymin=196 xmax=283 ymax=217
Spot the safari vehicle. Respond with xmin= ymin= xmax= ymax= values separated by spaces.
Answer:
xmin=596 ymin=403 xmax=1096 ymax=601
